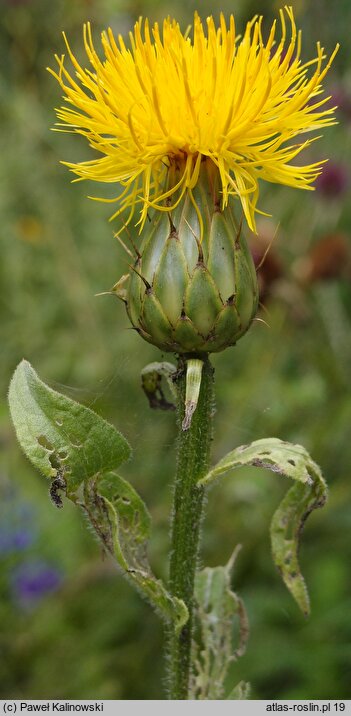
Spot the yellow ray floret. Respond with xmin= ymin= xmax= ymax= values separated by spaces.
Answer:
xmin=48 ymin=6 xmax=338 ymax=233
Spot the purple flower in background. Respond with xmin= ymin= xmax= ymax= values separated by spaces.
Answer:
xmin=0 ymin=526 xmax=34 ymax=555
xmin=0 ymin=488 xmax=37 ymax=555
xmin=330 ymin=85 xmax=351 ymax=122
xmin=1 ymin=486 xmax=64 ymax=607
xmin=10 ymin=559 xmax=63 ymax=608
xmin=315 ymin=162 xmax=349 ymax=198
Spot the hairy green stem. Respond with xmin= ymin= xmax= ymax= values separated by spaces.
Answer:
xmin=167 ymin=355 xmax=214 ymax=699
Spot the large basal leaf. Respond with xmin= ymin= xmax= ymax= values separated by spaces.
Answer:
xmin=8 ymin=361 xmax=187 ymax=630
xmin=8 ymin=360 xmax=131 ymax=489
xmin=199 ymin=438 xmax=327 ymax=615
xmin=190 ymin=550 xmax=249 ymax=700
xmin=88 ymin=472 xmax=188 ymax=633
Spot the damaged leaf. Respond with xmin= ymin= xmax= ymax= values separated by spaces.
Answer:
xmin=86 ymin=472 xmax=188 ymax=632
xmin=199 ymin=438 xmax=327 ymax=615
xmin=8 ymin=360 xmax=131 ymax=490
xmin=190 ymin=549 xmax=249 ymax=699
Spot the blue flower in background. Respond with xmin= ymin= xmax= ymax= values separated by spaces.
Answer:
xmin=10 ymin=559 xmax=63 ymax=608
xmin=0 ymin=488 xmax=36 ymax=556
xmin=0 ymin=482 xmax=65 ymax=608
xmin=0 ymin=526 xmax=34 ymax=555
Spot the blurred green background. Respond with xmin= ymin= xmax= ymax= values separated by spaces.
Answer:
xmin=1 ymin=0 xmax=351 ymax=700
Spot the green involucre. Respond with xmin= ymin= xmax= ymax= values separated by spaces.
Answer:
xmin=120 ymin=163 xmax=259 ymax=353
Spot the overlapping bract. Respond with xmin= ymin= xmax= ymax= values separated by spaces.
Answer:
xmin=49 ymin=7 xmax=338 ymax=232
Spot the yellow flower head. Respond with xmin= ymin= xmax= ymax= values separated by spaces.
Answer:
xmin=49 ymin=6 xmax=338 ymax=233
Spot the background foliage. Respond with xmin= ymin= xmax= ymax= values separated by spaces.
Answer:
xmin=1 ymin=0 xmax=351 ymax=699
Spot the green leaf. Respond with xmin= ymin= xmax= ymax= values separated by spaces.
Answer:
xmin=8 ymin=360 xmax=131 ymax=489
xmin=190 ymin=549 xmax=249 ymax=700
xmin=199 ymin=438 xmax=327 ymax=615
xmin=141 ymin=361 xmax=176 ymax=410
xmin=226 ymin=681 xmax=251 ymax=700
xmin=88 ymin=472 xmax=188 ymax=632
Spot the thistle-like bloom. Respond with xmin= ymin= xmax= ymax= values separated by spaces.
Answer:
xmin=49 ymin=6 xmax=338 ymax=233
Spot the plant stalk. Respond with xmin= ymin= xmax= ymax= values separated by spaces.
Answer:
xmin=167 ymin=355 xmax=214 ymax=699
